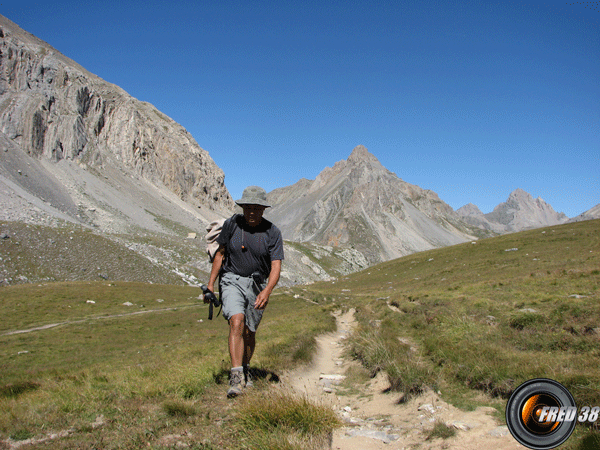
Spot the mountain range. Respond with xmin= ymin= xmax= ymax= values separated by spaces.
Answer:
xmin=456 ymin=188 xmax=570 ymax=234
xmin=1 ymin=15 xmax=597 ymax=286
xmin=267 ymin=146 xmax=480 ymax=265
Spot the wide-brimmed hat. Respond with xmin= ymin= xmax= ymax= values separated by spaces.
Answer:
xmin=235 ymin=186 xmax=271 ymax=208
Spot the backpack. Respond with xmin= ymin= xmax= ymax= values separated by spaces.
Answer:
xmin=205 ymin=218 xmax=226 ymax=263
xmin=202 ymin=218 xmax=226 ymax=319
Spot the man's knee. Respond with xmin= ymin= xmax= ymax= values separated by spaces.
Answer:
xmin=229 ymin=314 xmax=245 ymax=333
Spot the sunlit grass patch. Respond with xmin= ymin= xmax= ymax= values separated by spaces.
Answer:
xmin=234 ymin=388 xmax=341 ymax=449
xmin=346 ymin=322 xmax=436 ymax=399
xmin=162 ymin=399 xmax=197 ymax=417
xmin=425 ymin=419 xmax=456 ymax=441
xmin=255 ymin=299 xmax=336 ymax=371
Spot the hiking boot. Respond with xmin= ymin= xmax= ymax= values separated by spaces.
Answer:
xmin=244 ymin=367 xmax=254 ymax=389
xmin=227 ymin=370 xmax=243 ymax=398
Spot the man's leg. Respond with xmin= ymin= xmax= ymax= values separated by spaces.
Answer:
xmin=228 ymin=313 xmax=245 ymax=367
xmin=227 ymin=314 xmax=245 ymax=397
xmin=242 ymin=326 xmax=256 ymax=366
xmin=242 ymin=327 xmax=256 ymax=388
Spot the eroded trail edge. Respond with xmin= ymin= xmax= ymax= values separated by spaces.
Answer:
xmin=282 ymin=309 xmax=527 ymax=450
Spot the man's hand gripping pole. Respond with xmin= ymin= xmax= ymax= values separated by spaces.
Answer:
xmin=201 ymin=285 xmax=221 ymax=320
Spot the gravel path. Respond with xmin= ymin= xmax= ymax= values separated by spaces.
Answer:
xmin=283 ymin=309 xmax=527 ymax=450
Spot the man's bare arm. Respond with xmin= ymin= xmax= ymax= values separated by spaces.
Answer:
xmin=206 ymin=245 xmax=225 ymax=297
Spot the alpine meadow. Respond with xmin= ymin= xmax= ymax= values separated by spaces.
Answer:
xmin=1 ymin=219 xmax=598 ymax=449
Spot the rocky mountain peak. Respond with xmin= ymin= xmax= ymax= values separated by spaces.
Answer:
xmin=267 ymin=145 xmax=478 ymax=264
xmin=503 ymin=188 xmax=560 ymax=214
xmin=508 ymin=188 xmax=533 ymax=202
xmin=457 ymin=203 xmax=484 ymax=217
xmin=486 ymin=188 xmax=568 ymax=231
xmin=347 ymin=145 xmax=381 ymax=165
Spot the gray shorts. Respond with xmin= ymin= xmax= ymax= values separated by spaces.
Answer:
xmin=220 ymin=272 xmax=267 ymax=332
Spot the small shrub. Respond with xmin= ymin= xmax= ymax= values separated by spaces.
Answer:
xmin=292 ymin=334 xmax=317 ymax=363
xmin=425 ymin=420 xmax=456 ymax=441
xmin=386 ymin=363 xmax=432 ymax=398
xmin=509 ymin=313 xmax=543 ymax=330
xmin=163 ymin=400 xmax=197 ymax=417
xmin=237 ymin=389 xmax=340 ymax=436
xmin=346 ymin=330 xmax=393 ymax=377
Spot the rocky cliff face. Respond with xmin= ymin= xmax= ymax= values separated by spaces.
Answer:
xmin=0 ymin=15 xmax=233 ymax=215
xmin=266 ymin=145 xmax=481 ymax=264
xmin=457 ymin=188 xmax=569 ymax=233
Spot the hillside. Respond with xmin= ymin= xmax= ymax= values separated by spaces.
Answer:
xmin=0 ymin=14 xmax=232 ymax=228
xmin=306 ymin=218 xmax=600 ymax=404
xmin=570 ymin=203 xmax=600 ymax=223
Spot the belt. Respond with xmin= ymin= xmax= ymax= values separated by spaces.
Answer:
xmin=227 ymin=271 xmax=265 ymax=284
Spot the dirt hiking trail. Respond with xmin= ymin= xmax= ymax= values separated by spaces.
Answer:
xmin=282 ymin=309 xmax=527 ymax=450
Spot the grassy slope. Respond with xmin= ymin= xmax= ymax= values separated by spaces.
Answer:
xmin=0 ymin=221 xmax=185 ymax=285
xmin=0 ymin=219 xmax=598 ymax=448
xmin=307 ymin=218 xmax=600 ymax=447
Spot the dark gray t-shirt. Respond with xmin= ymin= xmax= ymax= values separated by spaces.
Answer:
xmin=217 ymin=214 xmax=284 ymax=279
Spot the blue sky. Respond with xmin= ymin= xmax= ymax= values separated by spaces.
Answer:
xmin=3 ymin=0 xmax=599 ymax=217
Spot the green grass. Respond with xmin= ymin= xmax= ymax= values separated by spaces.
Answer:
xmin=309 ymin=219 xmax=600 ymax=446
xmin=0 ymin=281 xmax=199 ymax=334
xmin=425 ymin=420 xmax=456 ymax=441
xmin=0 ymin=282 xmax=337 ymax=449
xmin=1 ymin=218 xmax=598 ymax=448
xmin=234 ymin=389 xmax=340 ymax=449
xmin=144 ymin=209 xmax=197 ymax=237
xmin=0 ymin=221 xmax=184 ymax=285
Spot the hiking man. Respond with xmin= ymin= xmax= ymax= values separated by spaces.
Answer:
xmin=206 ymin=186 xmax=284 ymax=398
